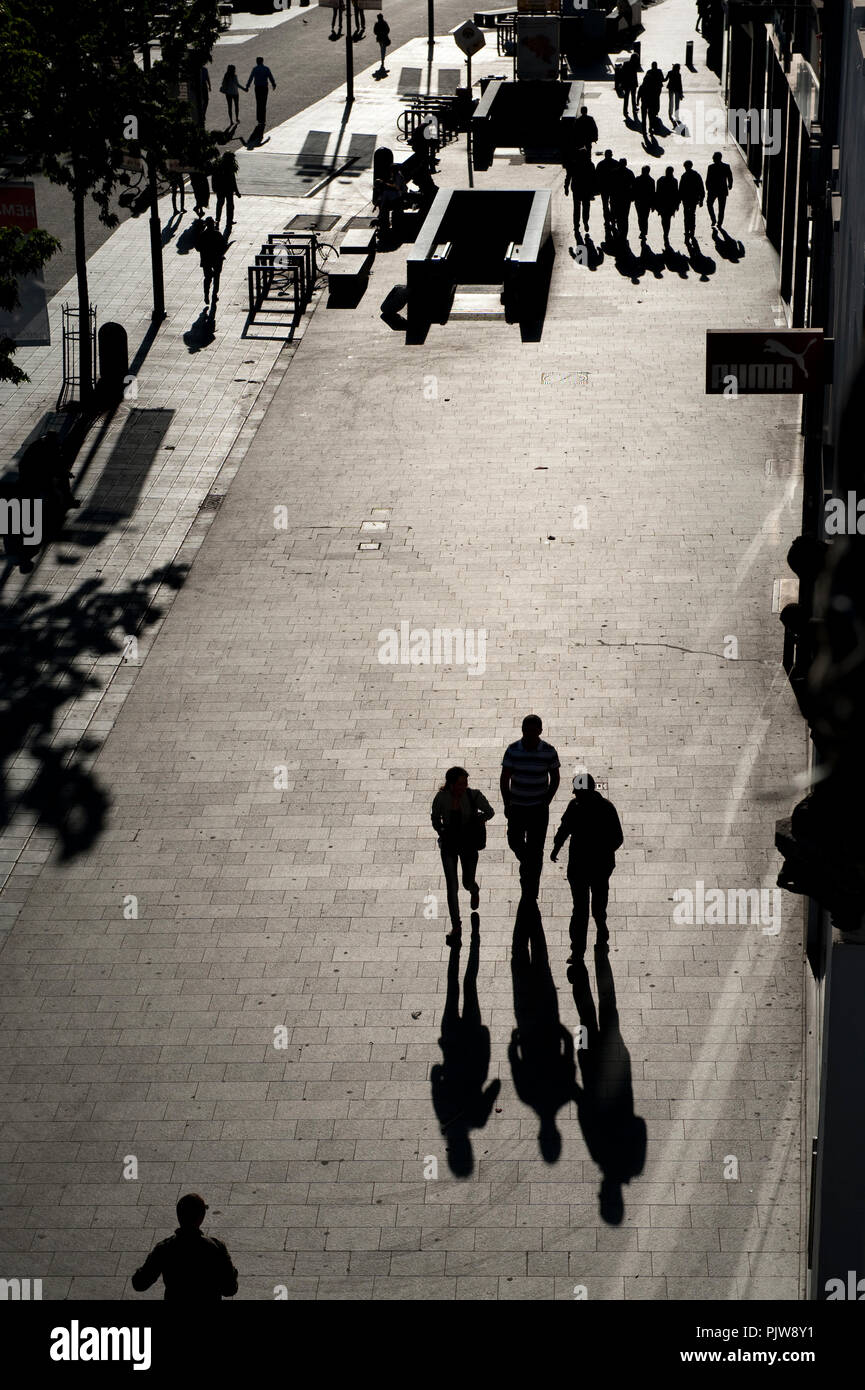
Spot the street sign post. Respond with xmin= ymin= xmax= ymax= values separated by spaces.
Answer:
xmin=705 ymin=329 xmax=824 ymax=394
xmin=454 ymin=22 xmax=486 ymax=187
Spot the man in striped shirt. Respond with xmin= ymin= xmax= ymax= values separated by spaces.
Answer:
xmin=500 ymin=715 xmax=561 ymax=896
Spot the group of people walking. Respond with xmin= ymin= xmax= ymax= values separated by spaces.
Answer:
xmin=432 ymin=716 xmax=624 ymax=963
xmin=616 ymin=54 xmax=684 ymax=138
xmin=564 ymin=104 xmax=734 ymax=249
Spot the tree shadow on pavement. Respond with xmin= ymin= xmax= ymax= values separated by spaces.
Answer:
xmin=430 ymin=912 xmax=501 ymax=1177
xmin=508 ymin=897 xmax=575 ymax=1162
xmin=569 ymin=948 xmax=647 ymax=1225
xmin=0 ymin=562 xmax=187 ymax=860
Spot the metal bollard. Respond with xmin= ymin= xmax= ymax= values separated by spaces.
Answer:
xmin=685 ymin=40 xmax=694 ymax=68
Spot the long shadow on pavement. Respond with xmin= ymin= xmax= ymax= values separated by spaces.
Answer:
xmin=62 ymin=408 xmax=175 ymax=551
xmin=430 ymin=912 xmax=500 ymax=1178
xmin=508 ymin=897 xmax=575 ymax=1162
xmin=569 ymin=947 xmax=647 ymax=1225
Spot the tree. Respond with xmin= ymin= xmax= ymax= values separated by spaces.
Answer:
xmin=0 ymin=1 xmax=226 ymax=401
xmin=0 ymin=225 xmax=60 ymax=384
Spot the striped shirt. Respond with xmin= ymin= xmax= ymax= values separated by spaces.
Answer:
xmin=502 ymin=739 xmax=560 ymax=807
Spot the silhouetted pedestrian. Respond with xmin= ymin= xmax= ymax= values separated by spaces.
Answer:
xmin=431 ymin=767 xmax=494 ymax=944
xmin=594 ymin=149 xmax=618 ymax=241
xmin=198 ymin=217 xmax=224 ymax=306
xmin=654 ymin=165 xmax=680 ymax=246
xmin=550 ymin=774 xmax=623 ymax=962
xmin=501 ymin=715 xmax=560 ymax=898
xmin=330 ymin=0 xmax=344 ymax=37
xmin=619 ymin=52 xmax=639 ymax=121
xmin=212 ymin=151 xmax=241 ymax=228
xmin=612 ymin=157 xmax=635 ymax=243
xmin=199 ymin=66 xmax=211 ymax=121
xmin=679 ymin=158 xmax=705 ymax=240
xmin=573 ymin=105 xmax=598 ymax=154
xmin=374 ymin=13 xmax=390 ymax=72
xmin=638 ymin=61 xmax=663 ymax=139
xmin=245 ymin=56 xmax=276 ymax=127
xmin=706 ymin=150 xmax=733 ymax=228
xmin=190 ymin=170 xmax=210 ymax=218
xmin=131 ymin=1194 xmax=238 ymax=1302
xmin=167 ymin=169 xmax=185 ymax=215
xmin=633 ymin=165 xmax=655 ymax=242
xmin=564 ymin=146 xmax=596 ymax=239
xmin=353 ymin=0 xmax=366 ymax=34
xmin=219 ymin=64 xmax=241 ymax=124
xmin=666 ymin=62 xmax=683 ymax=123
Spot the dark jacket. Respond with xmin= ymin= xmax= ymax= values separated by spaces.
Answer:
xmin=431 ymin=787 xmax=494 ymax=846
xmin=594 ymin=155 xmax=618 ymax=194
xmin=198 ymin=225 xmax=224 ymax=269
xmin=573 ymin=113 xmax=598 ymax=149
xmin=665 ymin=67 xmax=683 ymax=97
xmin=639 ymin=69 xmax=664 ymax=109
xmin=212 ymin=165 xmax=240 ymax=197
xmin=564 ymin=149 xmax=596 ymax=198
xmin=131 ymin=1228 xmax=238 ymax=1302
xmin=552 ymin=792 xmax=623 ymax=870
xmin=612 ymin=162 xmax=635 ymax=206
xmin=679 ymin=168 xmax=705 ymax=206
xmin=654 ymin=174 xmax=680 ymax=214
xmin=633 ymin=171 xmax=655 ymax=208
xmin=619 ymin=55 xmax=639 ymax=92
xmin=706 ymin=160 xmax=733 ymax=194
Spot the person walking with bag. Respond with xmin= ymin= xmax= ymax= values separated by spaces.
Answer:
xmin=373 ymin=13 xmax=391 ymax=74
xmin=431 ymin=767 xmax=495 ymax=944
xmin=219 ymin=65 xmax=241 ymax=125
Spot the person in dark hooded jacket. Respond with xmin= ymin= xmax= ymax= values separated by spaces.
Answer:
xmin=551 ymin=774 xmax=623 ymax=962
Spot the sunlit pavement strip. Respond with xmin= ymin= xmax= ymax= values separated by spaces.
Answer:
xmin=0 ymin=0 xmax=807 ymax=1300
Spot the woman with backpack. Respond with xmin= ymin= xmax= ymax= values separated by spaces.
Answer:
xmin=431 ymin=767 xmax=495 ymax=943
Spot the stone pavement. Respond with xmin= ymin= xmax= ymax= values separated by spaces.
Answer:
xmin=0 ymin=0 xmax=808 ymax=1301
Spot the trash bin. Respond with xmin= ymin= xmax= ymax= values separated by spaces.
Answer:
xmin=97 ymin=322 xmax=129 ymax=403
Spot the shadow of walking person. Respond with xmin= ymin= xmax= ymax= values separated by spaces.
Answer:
xmin=712 ymin=226 xmax=746 ymax=263
xmin=686 ymin=236 xmax=717 ymax=281
xmin=570 ymin=947 xmax=646 ymax=1225
xmin=430 ymin=914 xmax=500 ymax=1177
xmin=508 ymin=898 xmax=575 ymax=1163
